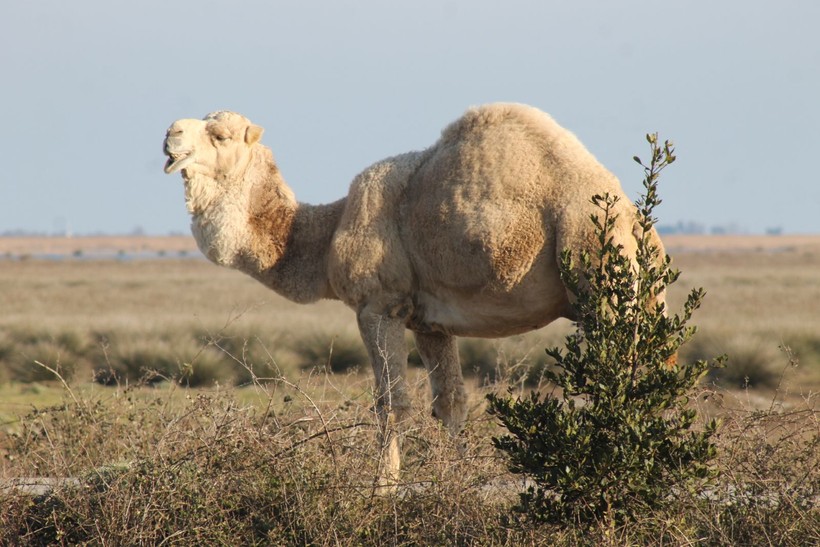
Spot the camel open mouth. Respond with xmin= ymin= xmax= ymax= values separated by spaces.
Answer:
xmin=163 ymin=150 xmax=194 ymax=174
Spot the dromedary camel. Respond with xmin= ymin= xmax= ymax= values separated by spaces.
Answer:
xmin=162 ymin=103 xmax=666 ymax=485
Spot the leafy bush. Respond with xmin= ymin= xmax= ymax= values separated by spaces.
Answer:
xmin=487 ymin=135 xmax=722 ymax=526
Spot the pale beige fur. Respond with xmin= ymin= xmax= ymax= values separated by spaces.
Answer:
xmin=163 ymin=104 xmax=666 ymax=486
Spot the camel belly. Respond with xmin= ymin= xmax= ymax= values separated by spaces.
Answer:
xmin=409 ymin=283 xmax=570 ymax=338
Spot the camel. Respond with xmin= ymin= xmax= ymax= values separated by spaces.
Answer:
xmin=162 ymin=103 xmax=666 ymax=486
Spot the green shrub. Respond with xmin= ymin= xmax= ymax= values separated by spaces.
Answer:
xmin=487 ymin=135 xmax=722 ymax=527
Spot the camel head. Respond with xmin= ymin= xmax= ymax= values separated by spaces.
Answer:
xmin=163 ymin=111 xmax=264 ymax=178
xmin=163 ymin=111 xmax=265 ymax=212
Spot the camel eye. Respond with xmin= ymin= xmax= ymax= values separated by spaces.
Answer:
xmin=214 ymin=134 xmax=231 ymax=142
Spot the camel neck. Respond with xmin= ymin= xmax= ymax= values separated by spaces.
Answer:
xmin=240 ymin=196 xmax=346 ymax=303
xmin=187 ymin=147 xmax=346 ymax=304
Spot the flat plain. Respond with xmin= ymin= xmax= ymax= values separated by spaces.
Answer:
xmin=1 ymin=234 xmax=819 ymax=391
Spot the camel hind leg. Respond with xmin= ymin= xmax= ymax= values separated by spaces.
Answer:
xmin=413 ymin=332 xmax=468 ymax=435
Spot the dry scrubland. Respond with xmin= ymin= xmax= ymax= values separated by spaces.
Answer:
xmin=1 ymin=235 xmax=819 ymax=392
xmin=0 ymin=236 xmax=818 ymax=544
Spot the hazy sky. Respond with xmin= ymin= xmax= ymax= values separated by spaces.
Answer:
xmin=3 ymin=1 xmax=818 ymax=235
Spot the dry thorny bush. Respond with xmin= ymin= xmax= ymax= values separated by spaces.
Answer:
xmin=0 ymin=362 xmax=527 ymax=545
xmin=688 ymin=386 xmax=820 ymax=545
xmin=0 ymin=353 xmax=818 ymax=545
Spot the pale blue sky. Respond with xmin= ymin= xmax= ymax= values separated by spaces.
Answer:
xmin=2 ymin=1 xmax=818 ymax=234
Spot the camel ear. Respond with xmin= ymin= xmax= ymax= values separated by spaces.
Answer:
xmin=245 ymin=124 xmax=264 ymax=145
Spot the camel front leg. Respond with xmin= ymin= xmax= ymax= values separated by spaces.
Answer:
xmin=357 ymin=308 xmax=410 ymax=489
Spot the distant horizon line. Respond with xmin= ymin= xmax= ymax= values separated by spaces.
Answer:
xmin=2 ymin=230 xmax=820 ymax=238
xmin=0 ymin=230 xmax=192 ymax=238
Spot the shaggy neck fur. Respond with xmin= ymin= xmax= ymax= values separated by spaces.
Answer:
xmin=186 ymin=146 xmax=344 ymax=304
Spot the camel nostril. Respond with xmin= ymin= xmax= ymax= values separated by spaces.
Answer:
xmin=166 ymin=128 xmax=183 ymax=137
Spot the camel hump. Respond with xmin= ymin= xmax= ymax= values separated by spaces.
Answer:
xmin=439 ymin=103 xmax=562 ymax=146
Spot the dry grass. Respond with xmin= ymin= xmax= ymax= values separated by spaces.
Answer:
xmin=0 ymin=365 xmax=816 ymax=545
xmin=0 ymin=236 xmax=819 ymax=542
xmin=667 ymin=238 xmax=820 ymax=390
xmin=0 ymin=258 xmax=574 ymax=390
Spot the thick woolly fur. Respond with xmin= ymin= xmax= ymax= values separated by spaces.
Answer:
xmin=163 ymin=103 xmax=665 ymax=485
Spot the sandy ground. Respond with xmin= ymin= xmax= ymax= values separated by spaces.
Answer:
xmin=1 ymin=234 xmax=819 ymax=258
xmin=662 ymin=234 xmax=820 ymax=254
xmin=0 ymin=235 xmax=199 ymax=257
